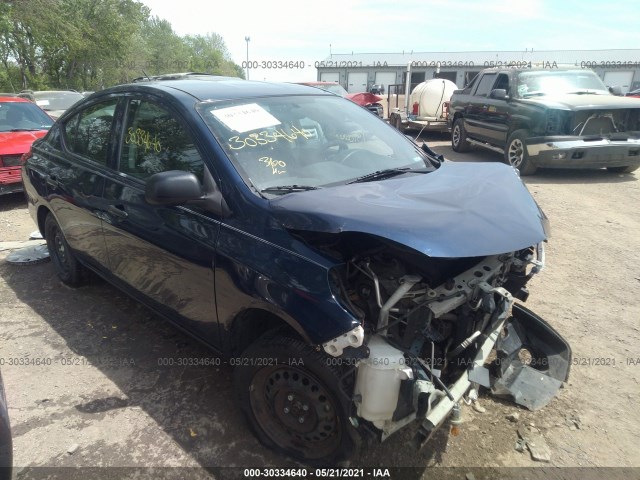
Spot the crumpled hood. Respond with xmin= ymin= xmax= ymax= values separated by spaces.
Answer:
xmin=346 ymin=92 xmax=384 ymax=106
xmin=0 ymin=130 xmax=48 ymax=155
xmin=270 ymin=162 xmax=548 ymax=258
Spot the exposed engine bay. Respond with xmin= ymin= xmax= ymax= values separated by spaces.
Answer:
xmin=315 ymin=233 xmax=571 ymax=446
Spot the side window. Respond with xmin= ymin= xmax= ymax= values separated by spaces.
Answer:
xmin=64 ymin=99 xmax=118 ymax=165
xmin=473 ymin=73 xmax=497 ymax=97
xmin=493 ymin=74 xmax=510 ymax=95
xmin=120 ymin=99 xmax=204 ymax=182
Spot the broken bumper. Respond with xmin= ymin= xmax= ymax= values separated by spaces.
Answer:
xmin=412 ymin=303 xmax=570 ymax=446
xmin=526 ymin=136 xmax=640 ymax=169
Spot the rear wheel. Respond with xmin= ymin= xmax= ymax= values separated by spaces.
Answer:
xmin=505 ymin=130 xmax=537 ymax=175
xmin=451 ymin=118 xmax=471 ymax=152
xmin=44 ymin=213 xmax=90 ymax=287
xmin=234 ymin=331 xmax=359 ymax=465
xmin=606 ymin=165 xmax=639 ymax=173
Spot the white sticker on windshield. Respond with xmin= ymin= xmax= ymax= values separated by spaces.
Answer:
xmin=212 ymin=103 xmax=280 ymax=133
xmin=35 ymin=99 xmax=50 ymax=106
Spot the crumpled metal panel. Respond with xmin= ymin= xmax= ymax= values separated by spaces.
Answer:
xmin=492 ymin=303 xmax=571 ymax=410
xmin=270 ymin=162 xmax=548 ymax=258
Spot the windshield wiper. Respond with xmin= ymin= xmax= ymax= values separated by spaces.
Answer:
xmin=347 ymin=167 xmax=429 ymax=184
xmin=522 ymin=92 xmax=547 ymax=97
xmin=260 ymin=185 xmax=321 ymax=194
xmin=10 ymin=128 xmax=46 ymax=132
xmin=567 ymin=90 xmax=602 ymax=95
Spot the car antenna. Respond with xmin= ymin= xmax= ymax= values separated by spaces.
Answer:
xmin=141 ymin=70 xmax=151 ymax=81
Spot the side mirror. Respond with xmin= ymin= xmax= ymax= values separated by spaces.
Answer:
xmin=489 ymin=88 xmax=508 ymax=100
xmin=145 ymin=170 xmax=231 ymax=217
xmin=609 ymin=85 xmax=622 ymax=96
xmin=146 ymin=170 xmax=203 ymax=206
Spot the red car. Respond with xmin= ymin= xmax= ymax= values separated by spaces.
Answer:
xmin=296 ymin=81 xmax=385 ymax=117
xmin=0 ymin=96 xmax=53 ymax=195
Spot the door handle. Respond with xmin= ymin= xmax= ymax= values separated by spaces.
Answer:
xmin=107 ymin=205 xmax=128 ymax=219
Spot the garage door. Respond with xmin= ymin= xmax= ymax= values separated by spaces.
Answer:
xmin=320 ymin=72 xmax=339 ymax=83
xmin=347 ymin=72 xmax=368 ymax=93
xmin=603 ymin=71 xmax=634 ymax=94
xmin=374 ymin=72 xmax=397 ymax=94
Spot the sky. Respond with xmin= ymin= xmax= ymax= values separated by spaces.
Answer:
xmin=141 ymin=0 xmax=640 ymax=82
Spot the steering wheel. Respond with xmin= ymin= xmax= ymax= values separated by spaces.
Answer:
xmin=323 ymin=140 xmax=348 ymax=153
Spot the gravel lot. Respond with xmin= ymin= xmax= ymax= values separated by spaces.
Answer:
xmin=1 ymin=133 xmax=639 ymax=479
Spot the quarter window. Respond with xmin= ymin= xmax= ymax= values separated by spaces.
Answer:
xmin=120 ymin=99 xmax=204 ymax=181
xmin=64 ymin=99 xmax=118 ymax=165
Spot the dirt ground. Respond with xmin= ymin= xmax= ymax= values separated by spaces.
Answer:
xmin=1 ymin=135 xmax=639 ymax=479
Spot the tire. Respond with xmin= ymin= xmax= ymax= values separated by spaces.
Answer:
xmin=234 ymin=331 xmax=359 ymax=465
xmin=390 ymin=113 xmax=403 ymax=131
xmin=505 ymin=130 xmax=537 ymax=175
xmin=451 ymin=118 xmax=471 ymax=152
xmin=606 ymin=165 xmax=639 ymax=173
xmin=44 ymin=213 xmax=90 ymax=287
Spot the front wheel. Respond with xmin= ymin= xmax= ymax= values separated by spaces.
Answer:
xmin=505 ymin=130 xmax=537 ymax=175
xmin=234 ymin=332 xmax=359 ymax=464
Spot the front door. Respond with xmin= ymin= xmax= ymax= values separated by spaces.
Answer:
xmin=101 ymin=96 xmax=222 ymax=346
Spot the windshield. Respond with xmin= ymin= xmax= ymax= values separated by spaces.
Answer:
xmin=33 ymin=91 xmax=85 ymax=111
xmin=0 ymin=101 xmax=54 ymax=132
xmin=197 ymin=95 xmax=433 ymax=193
xmin=516 ymin=70 xmax=609 ymax=97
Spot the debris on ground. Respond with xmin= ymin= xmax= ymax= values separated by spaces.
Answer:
xmin=565 ymin=414 xmax=581 ymax=430
xmin=517 ymin=426 xmax=551 ymax=463
xmin=506 ymin=412 xmax=520 ymax=422
xmin=67 ymin=443 xmax=79 ymax=455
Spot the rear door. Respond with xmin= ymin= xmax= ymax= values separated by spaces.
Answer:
xmin=39 ymin=98 xmax=120 ymax=269
xmin=100 ymin=95 xmax=222 ymax=346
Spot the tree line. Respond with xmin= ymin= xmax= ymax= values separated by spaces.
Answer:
xmin=0 ymin=0 xmax=244 ymax=92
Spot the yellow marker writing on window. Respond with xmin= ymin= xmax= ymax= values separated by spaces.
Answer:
xmin=259 ymin=156 xmax=286 ymax=175
xmin=125 ymin=127 xmax=162 ymax=153
xmin=228 ymin=126 xmax=311 ymax=150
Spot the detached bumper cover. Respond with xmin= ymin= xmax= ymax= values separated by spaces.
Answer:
xmin=491 ymin=303 xmax=572 ymax=410
xmin=526 ymin=135 xmax=640 ymax=168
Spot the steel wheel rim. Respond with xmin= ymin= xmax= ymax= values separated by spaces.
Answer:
xmin=249 ymin=364 xmax=341 ymax=459
xmin=52 ymin=229 xmax=70 ymax=274
xmin=508 ymin=138 xmax=524 ymax=167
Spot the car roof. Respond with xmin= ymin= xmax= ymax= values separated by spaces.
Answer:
xmin=297 ymin=81 xmax=339 ymax=85
xmin=100 ymin=78 xmax=333 ymax=102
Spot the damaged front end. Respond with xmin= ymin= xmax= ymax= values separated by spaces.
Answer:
xmin=320 ymin=239 xmax=571 ymax=448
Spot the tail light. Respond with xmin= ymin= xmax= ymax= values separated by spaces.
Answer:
xmin=412 ymin=102 xmax=419 ymax=115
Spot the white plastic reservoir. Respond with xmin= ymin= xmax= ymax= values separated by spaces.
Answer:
xmin=410 ymin=78 xmax=458 ymax=119
xmin=355 ymin=336 xmax=408 ymax=428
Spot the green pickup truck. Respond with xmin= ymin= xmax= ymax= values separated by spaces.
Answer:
xmin=448 ymin=67 xmax=640 ymax=175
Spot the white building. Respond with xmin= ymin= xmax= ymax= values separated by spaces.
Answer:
xmin=316 ymin=49 xmax=640 ymax=95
